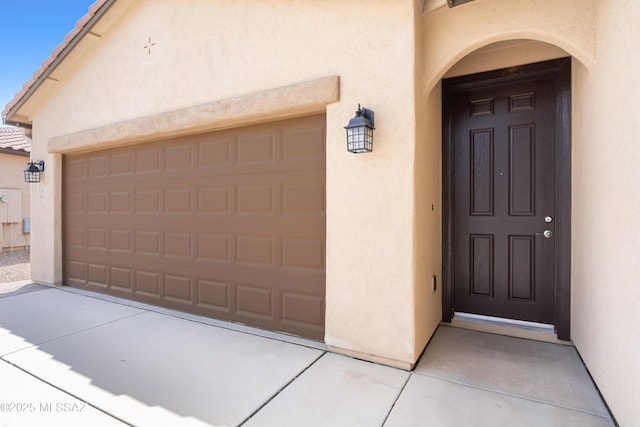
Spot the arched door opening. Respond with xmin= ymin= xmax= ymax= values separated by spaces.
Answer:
xmin=441 ymin=57 xmax=571 ymax=340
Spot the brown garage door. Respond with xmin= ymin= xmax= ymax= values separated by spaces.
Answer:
xmin=63 ymin=114 xmax=326 ymax=340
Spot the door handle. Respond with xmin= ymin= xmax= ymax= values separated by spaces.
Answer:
xmin=536 ymin=230 xmax=553 ymax=238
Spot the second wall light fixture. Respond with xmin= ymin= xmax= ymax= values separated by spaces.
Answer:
xmin=24 ymin=160 xmax=45 ymax=183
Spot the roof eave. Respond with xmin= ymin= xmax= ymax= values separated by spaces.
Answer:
xmin=2 ymin=118 xmax=32 ymax=130
xmin=2 ymin=0 xmax=117 ymax=127
xmin=0 ymin=148 xmax=30 ymax=157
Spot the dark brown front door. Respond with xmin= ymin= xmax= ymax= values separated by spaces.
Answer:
xmin=443 ymin=58 xmax=572 ymax=337
xmin=451 ymin=74 xmax=558 ymax=324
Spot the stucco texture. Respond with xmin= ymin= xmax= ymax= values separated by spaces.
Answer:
xmin=415 ymin=0 xmax=638 ymax=424
xmin=6 ymin=0 xmax=640 ymax=422
xmin=570 ymin=2 xmax=640 ymax=425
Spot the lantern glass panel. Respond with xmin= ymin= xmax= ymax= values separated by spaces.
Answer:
xmin=24 ymin=170 xmax=40 ymax=183
xmin=346 ymin=126 xmax=373 ymax=153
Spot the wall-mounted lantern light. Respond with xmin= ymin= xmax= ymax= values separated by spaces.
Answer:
xmin=24 ymin=160 xmax=45 ymax=183
xmin=344 ymin=104 xmax=375 ymax=153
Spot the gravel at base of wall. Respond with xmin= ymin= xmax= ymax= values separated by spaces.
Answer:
xmin=0 ymin=249 xmax=31 ymax=284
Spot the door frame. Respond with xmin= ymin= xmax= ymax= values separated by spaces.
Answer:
xmin=441 ymin=58 xmax=572 ymax=340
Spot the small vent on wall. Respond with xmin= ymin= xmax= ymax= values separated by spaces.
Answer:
xmin=23 ymin=218 xmax=30 ymax=234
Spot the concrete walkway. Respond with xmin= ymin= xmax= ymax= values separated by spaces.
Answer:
xmin=0 ymin=285 xmax=614 ymax=426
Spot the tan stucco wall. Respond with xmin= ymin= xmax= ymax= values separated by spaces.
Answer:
xmin=0 ymin=153 xmax=30 ymax=251
xmin=571 ymin=2 xmax=640 ymax=425
xmin=415 ymin=0 xmax=597 ymax=359
xmin=410 ymin=0 xmax=442 ymax=362
xmin=21 ymin=0 xmax=420 ymax=367
xmin=421 ymin=0 xmax=597 ymax=91
xmin=417 ymin=0 xmax=638 ymax=424
xmin=414 ymin=0 xmax=599 ymax=359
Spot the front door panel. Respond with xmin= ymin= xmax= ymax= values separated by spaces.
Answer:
xmin=453 ymin=78 xmax=555 ymax=323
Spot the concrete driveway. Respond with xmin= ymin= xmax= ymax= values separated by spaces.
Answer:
xmin=0 ymin=285 xmax=615 ymax=426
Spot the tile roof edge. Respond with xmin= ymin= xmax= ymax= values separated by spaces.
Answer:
xmin=0 ymin=148 xmax=30 ymax=157
xmin=2 ymin=0 xmax=115 ymax=124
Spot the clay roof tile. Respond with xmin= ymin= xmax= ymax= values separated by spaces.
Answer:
xmin=0 ymin=127 xmax=31 ymax=153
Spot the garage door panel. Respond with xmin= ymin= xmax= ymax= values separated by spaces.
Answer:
xmin=164 ymin=232 xmax=194 ymax=259
xmin=70 ymin=162 xmax=322 ymax=183
xmin=65 ymin=193 xmax=86 ymax=213
xmin=236 ymin=235 xmax=275 ymax=266
xmin=197 ymin=138 xmax=232 ymax=169
xmin=66 ymin=260 xmax=86 ymax=283
xmin=110 ymin=266 xmax=133 ymax=292
xmin=197 ymin=279 xmax=232 ymax=311
xmin=110 ymin=191 xmax=133 ymax=214
xmin=165 ymin=143 xmax=194 ymax=171
xmin=63 ymin=131 xmax=327 ymax=180
xmin=66 ymin=158 xmax=87 ymax=178
xmin=110 ymin=229 xmax=133 ymax=252
xmin=69 ymin=225 xmax=326 ymax=261
xmin=64 ymin=115 xmax=326 ymax=340
xmin=197 ymin=187 xmax=231 ymax=214
xmin=87 ymin=155 xmax=109 ymax=178
xmin=164 ymin=274 xmax=193 ymax=303
xmin=79 ymin=260 xmax=325 ymax=294
xmin=136 ymin=147 xmax=163 ymax=174
xmin=236 ymin=284 xmax=274 ymax=319
xmin=197 ymin=234 xmax=231 ymax=262
xmin=66 ymin=227 xmax=86 ymax=248
xmin=87 ymin=227 xmax=108 ymax=250
xmin=236 ymin=132 xmax=277 ymax=165
xmin=283 ymin=183 xmax=325 ymax=215
xmin=282 ymin=238 xmax=325 ymax=271
xmin=88 ymin=263 xmax=108 ymax=287
xmin=281 ymin=292 xmax=325 ymax=326
xmin=87 ymin=192 xmax=108 ymax=214
xmin=110 ymin=152 xmax=134 ymax=176
xmin=72 ymin=179 xmax=325 ymax=217
xmin=236 ymin=185 xmax=275 ymax=215
xmin=136 ymin=230 xmax=162 ymax=255
xmin=283 ymin=127 xmax=325 ymax=161
xmin=136 ymin=190 xmax=162 ymax=214
xmin=135 ymin=270 xmax=161 ymax=297
xmin=164 ymin=188 xmax=194 ymax=214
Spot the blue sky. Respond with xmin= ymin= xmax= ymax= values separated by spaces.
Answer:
xmin=0 ymin=0 xmax=94 ymax=117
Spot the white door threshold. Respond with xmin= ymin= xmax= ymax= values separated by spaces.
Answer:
xmin=443 ymin=312 xmax=572 ymax=345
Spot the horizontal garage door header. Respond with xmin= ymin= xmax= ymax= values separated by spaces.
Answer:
xmin=49 ymin=76 xmax=339 ymax=155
